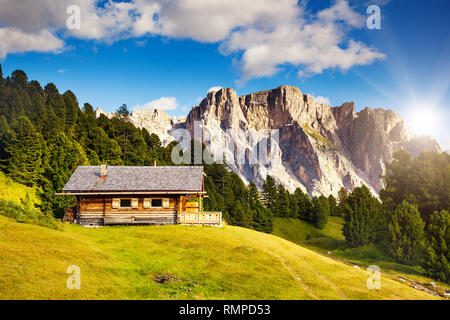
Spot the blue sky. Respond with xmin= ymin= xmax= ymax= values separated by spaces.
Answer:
xmin=1 ymin=0 xmax=449 ymax=149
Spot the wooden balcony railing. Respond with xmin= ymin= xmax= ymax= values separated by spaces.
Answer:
xmin=177 ymin=211 xmax=222 ymax=225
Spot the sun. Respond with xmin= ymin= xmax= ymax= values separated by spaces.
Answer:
xmin=405 ymin=103 xmax=441 ymax=137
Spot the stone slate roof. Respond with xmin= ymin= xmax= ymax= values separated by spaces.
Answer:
xmin=62 ymin=166 xmax=204 ymax=193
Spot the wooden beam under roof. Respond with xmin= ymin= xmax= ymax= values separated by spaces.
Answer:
xmin=55 ymin=191 xmax=207 ymax=196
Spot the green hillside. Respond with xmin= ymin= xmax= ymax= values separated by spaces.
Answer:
xmin=273 ymin=216 xmax=345 ymax=244
xmin=0 ymin=171 xmax=40 ymax=205
xmin=0 ymin=214 xmax=441 ymax=300
xmin=272 ymin=217 xmax=449 ymax=294
xmin=0 ymin=174 xmax=445 ymax=300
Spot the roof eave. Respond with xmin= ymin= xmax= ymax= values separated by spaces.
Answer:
xmin=56 ymin=191 xmax=207 ymax=196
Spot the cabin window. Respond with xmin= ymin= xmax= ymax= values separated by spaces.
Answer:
xmin=151 ymin=199 xmax=163 ymax=208
xmin=120 ymin=199 xmax=132 ymax=208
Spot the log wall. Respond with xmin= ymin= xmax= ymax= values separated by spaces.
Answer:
xmin=78 ymin=195 xmax=178 ymax=226
xmin=76 ymin=195 xmax=220 ymax=227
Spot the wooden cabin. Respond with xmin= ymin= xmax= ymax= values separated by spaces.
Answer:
xmin=56 ymin=165 xmax=222 ymax=227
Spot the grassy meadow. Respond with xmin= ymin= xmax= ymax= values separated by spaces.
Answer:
xmin=272 ymin=217 xmax=449 ymax=293
xmin=0 ymin=213 xmax=444 ymax=300
xmin=0 ymin=171 xmax=40 ymax=205
xmin=0 ymin=175 xmax=446 ymax=300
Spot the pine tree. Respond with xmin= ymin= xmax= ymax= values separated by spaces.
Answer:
xmin=233 ymin=201 xmax=252 ymax=228
xmin=319 ymin=195 xmax=330 ymax=217
xmin=276 ymin=184 xmax=290 ymax=217
xmin=230 ymin=172 xmax=247 ymax=200
xmin=27 ymin=80 xmax=47 ymax=128
xmin=45 ymin=83 xmax=66 ymax=126
xmin=223 ymin=178 xmax=235 ymax=214
xmin=5 ymin=116 xmax=45 ymax=186
xmin=343 ymin=186 xmax=383 ymax=247
xmin=116 ymin=104 xmax=130 ymax=117
xmin=41 ymin=108 xmax=63 ymax=141
xmin=143 ymin=128 xmax=162 ymax=151
xmin=204 ymin=163 xmax=227 ymax=195
xmin=381 ymin=150 xmax=450 ymax=223
xmin=247 ymin=182 xmax=274 ymax=232
xmin=328 ymin=194 xmax=339 ymax=216
xmin=76 ymin=104 xmax=123 ymax=165
xmin=42 ymin=132 xmax=88 ymax=217
xmin=310 ymin=196 xmax=329 ymax=229
xmin=293 ymin=188 xmax=312 ymax=220
xmin=11 ymin=70 xmax=28 ymax=87
xmin=262 ymin=175 xmax=277 ymax=212
xmin=63 ymin=90 xmax=79 ymax=135
xmin=253 ymin=207 xmax=273 ymax=233
xmin=423 ymin=210 xmax=450 ymax=283
xmin=388 ymin=201 xmax=425 ymax=265
xmin=247 ymin=182 xmax=260 ymax=209
xmin=288 ymin=192 xmax=298 ymax=218
xmin=337 ymin=187 xmax=348 ymax=216
xmin=115 ymin=104 xmax=131 ymax=163
xmin=203 ymin=176 xmax=218 ymax=211
xmin=0 ymin=115 xmax=11 ymax=162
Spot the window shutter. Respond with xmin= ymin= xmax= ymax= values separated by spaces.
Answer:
xmin=131 ymin=198 xmax=139 ymax=208
xmin=143 ymin=198 xmax=151 ymax=209
xmin=112 ymin=198 xmax=120 ymax=209
xmin=162 ymin=198 xmax=170 ymax=208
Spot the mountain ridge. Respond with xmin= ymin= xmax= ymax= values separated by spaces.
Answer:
xmin=96 ymin=85 xmax=441 ymax=197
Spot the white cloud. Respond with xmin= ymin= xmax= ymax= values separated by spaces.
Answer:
xmin=0 ymin=27 xmax=64 ymax=59
xmin=219 ymin=1 xmax=385 ymax=80
xmin=313 ymin=96 xmax=331 ymax=105
xmin=133 ymin=0 xmax=298 ymax=42
xmin=207 ymin=86 xmax=223 ymax=93
xmin=57 ymin=69 xmax=67 ymax=74
xmin=317 ymin=0 xmax=365 ymax=28
xmin=69 ymin=1 xmax=135 ymax=41
xmin=0 ymin=0 xmax=134 ymax=41
xmin=135 ymin=96 xmax=178 ymax=111
xmin=0 ymin=0 xmax=385 ymax=81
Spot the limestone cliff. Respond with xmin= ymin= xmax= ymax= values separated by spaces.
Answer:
xmin=184 ymin=86 xmax=440 ymax=196
xmin=96 ymin=86 xmax=441 ymax=197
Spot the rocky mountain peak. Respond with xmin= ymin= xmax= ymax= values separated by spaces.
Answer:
xmin=187 ymin=85 xmax=440 ymax=196
xmin=332 ymin=102 xmax=355 ymax=127
xmin=96 ymin=85 xmax=441 ymax=197
xmin=95 ymin=107 xmax=114 ymax=119
xmin=131 ymin=108 xmax=171 ymax=123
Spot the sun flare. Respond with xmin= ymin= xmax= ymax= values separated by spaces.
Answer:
xmin=405 ymin=104 xmax=441 ymax=137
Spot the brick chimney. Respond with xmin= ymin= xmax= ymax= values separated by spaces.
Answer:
xmin=100 ymin=164 xmax=107 ymax=178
